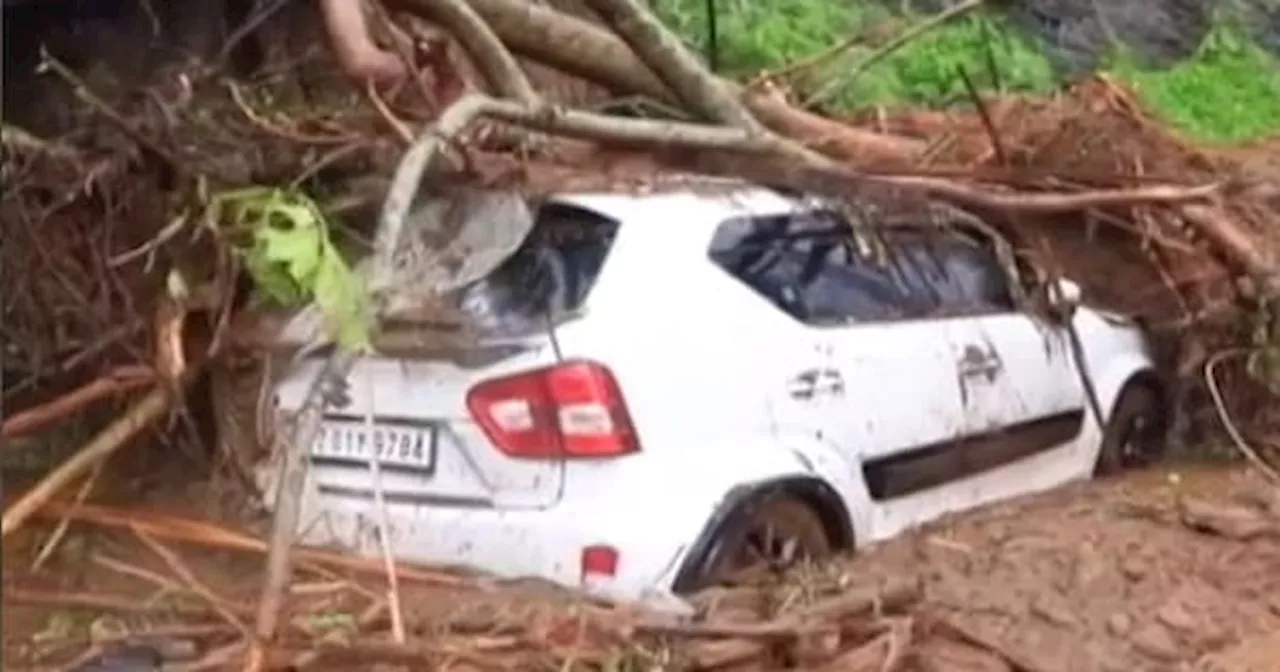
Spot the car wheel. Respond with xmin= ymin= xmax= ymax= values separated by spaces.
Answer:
xmin=704 ymin=494 xmax=832 ymax=585
xmin=1094 ymin=382 xmax=1165 ymax=476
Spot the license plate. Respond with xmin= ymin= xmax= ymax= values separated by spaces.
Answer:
xmin=312 ymin=421 xmax=436 ymax=472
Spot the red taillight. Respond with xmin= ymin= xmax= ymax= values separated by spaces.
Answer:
xmin=580 ymin=545 xmax=619 ymax=579
xmin=465 ymin=360 xmax=639 ymax=459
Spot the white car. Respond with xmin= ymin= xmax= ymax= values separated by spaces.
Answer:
xmin=268 ymin=183 xmax=1166 ymax=603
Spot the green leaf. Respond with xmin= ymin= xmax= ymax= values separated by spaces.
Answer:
xmin=257 ymin=224 xmax=323 ymax=284
xmin=312 ymin=243 xmax=371 ymax=351
xmin=213 ymin=187 xmax=371 ymax=351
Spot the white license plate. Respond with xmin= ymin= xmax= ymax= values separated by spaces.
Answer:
xmin=312 ymin=421 xmax=436 ymax=471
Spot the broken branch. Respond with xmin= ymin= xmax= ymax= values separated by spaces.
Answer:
xmin=804 ymin=0 xmax=985 ymax=107
xmin=2 ymin=365 xmax=155 ymax=441
xmin=580 ymin=0 xmax=759 ymax=130
xmin=28 ymin=501 xmax=477 ymax=587
xmin=1 ymin=386 xmax=172 ymax=539
xmin=414 ymin=0 xmax=538 ymax=104
xmin=394 ymin=0 xmax=923 ymax=163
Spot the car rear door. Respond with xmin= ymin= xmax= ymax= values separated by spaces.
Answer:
xmin=792 ymin=222 xmax=972 ymax=502
xmin=273 ymin=202 xmax=623 ymax=510
xmin=704 ymin=211 xmax=853 ymax=461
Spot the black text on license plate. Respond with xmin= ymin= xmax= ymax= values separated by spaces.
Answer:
xmin=315 ymin=424 xmax=434 ymax=470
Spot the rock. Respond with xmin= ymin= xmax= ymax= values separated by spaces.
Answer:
xmin=1232 ymin=487 xmax=1280 ymax=518
xmin=1119 ymin=556 xmax=1148 ymax=582
xmin=1156 ymin=599 xmax=1200 ymax=634
xmin=1178 ymin=498 xmax=1280 ymax=541
xmin=1032 ymin=593 xmax=1080 ymax=629
xmin=1195 ymin=631 xmax=1280 ymax=672
xmin=1107 ymin=613 xmax=1134 ymax=637
xmin=66 ymin=645 xmax=163 ymax=672
xmin=913 ymin=638 xmax=1014 ymax=672
xmin=1130 ymin=623 xmax=1183 ymax=662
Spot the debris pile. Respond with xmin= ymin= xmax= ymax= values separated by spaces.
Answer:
xmin=3 ymin=0 xmax=1280 ymax=669
xmin=5 ymin=468 xmax=1280 ymax=670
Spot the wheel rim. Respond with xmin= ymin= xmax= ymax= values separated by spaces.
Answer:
xmin=730 ymin=522 xmax=802 ymax=569
xmin=719 ymin=516 xmax=822 ymax=579
xmin=1118 ymin=414 xmax=1153 ymax=466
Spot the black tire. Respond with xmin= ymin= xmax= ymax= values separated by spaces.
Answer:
xmin=701 ymin=494 xmax=832 ymax=586
xmin=1094 ymin=382 xmax=1166 ymax=476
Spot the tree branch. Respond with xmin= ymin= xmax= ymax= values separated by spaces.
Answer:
xmin=2 ymin=386 xmax=173 ymax=539
xmin=578 ymin=0 xmax=759 ymax=130
xmin=415 ymin=0 xmax=538 ymax=104
xmin=2 ymin=366 xmax=155 ymax=441
xmin=392 ymin=0 xmax=923 ymax=164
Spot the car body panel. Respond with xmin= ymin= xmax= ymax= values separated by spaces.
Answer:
xmin=262 ymin=184 xmax=1159 ymax=605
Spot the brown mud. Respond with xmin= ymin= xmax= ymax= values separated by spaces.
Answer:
xmin=4 ymin=464 xmax=1279 ymax=671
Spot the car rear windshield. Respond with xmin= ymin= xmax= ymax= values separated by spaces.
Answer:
xmin=454 ymin=203 xmax=620 ymax=335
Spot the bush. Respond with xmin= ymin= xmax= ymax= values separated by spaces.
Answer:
xmin=649 ymin=0 xmax=1280 ymax=142
xmin=1106 ymin=24 xmax=1280 ymax=142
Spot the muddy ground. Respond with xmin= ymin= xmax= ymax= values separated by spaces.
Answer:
xmin=4 ymin=463 xmax=1279 ymax=671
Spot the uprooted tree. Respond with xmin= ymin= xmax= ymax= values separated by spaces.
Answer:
xmin=3 ymin=0 xmax=1280 ymax=666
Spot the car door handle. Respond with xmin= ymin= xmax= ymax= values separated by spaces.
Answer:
xmin=787 ymin=368 xmax=845 ymax=400
xmin=957 ymin=344 xmax=1003 ymax=379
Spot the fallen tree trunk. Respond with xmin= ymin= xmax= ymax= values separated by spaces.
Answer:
xmin=392 ymin=0 xmax=922 ymax=165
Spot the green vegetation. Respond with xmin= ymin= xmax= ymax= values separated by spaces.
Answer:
xmin=213 ymin=187 xmax=371 ymax=350
xmin=1107 ymin=24 xmax=1280 ymax=142
xmin=651 ymin=0 xmax=1280 ymax=142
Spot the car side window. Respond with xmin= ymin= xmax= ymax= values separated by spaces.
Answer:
xmin=708 ymin=209 xmax=1015 ymax=325
xmin=886 ymin=229 xmax=1016 ymax=316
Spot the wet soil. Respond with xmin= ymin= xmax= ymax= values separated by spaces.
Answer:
xmin=5 ymin=463 xmax=1280 ymax=670
xmin=853 ymin=465 xmax=1280 ymax=671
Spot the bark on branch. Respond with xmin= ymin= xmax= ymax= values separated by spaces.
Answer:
xmin=392 ymin=0 xmax=922 ymax=165
xmin=2 ymin=366 xmax=155 ymax=441
xmin=1 ymin=387 xmax=173 ymax=539
xmin=579 ymin=0 xmax=759 ymax=130
xmin=415 ymin=0 xmax=538 ymax=104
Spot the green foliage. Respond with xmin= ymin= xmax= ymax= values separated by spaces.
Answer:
xmin=827 ymin=16 xmax=1056 ymax=108
xmin=651 ymin=0 xmax=1279 ymax=142
xmin=652 ymin=0 xmax=872 ymax=75
xmin=211 ymin=187 xmax=371 ymax=351
xmin=1104 ymin=24 xmax=1280 ymax=142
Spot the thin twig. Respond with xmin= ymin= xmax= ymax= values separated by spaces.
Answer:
xmin=226 ymin=82 xmax=359 ymax=145
xmin=750 ymin=20 xmax=902 ymax=86
xmin=2 ymin=366 xmax=155 ymax=440
xmin=133 ymin=528 xmax=253 ymax=637
xmin=2 ymin=386 xmax=173 ymax=539
xmin=805 ymin=0 xmax=984 ymax=107
xmin=109 ymin=214 xmax=190 ymax=268
xmin=956 ymin=65 xmax=1006 ymax=166
xmin=30 ymin=462 xmax=104 ymax=571
xmin=30 ymin=501 xmax=477 ymax=588
xmin=1205 ymin=349 xmax=1280 ymax=485
xmin=362 ymin=365 xmax=407 ymax=644
xmin=3 ymin=587 xmax=220 ymax=617
xmin=38 ymin=51 xmax=182 ymax=174
xmin=290 ymin=140 xmax=369 ymax=189
xmin=219 ymin=0 xmax=297 ymax=65
xmin=91 ymin=552 xmax=186 ymax=594
xmin=366 ymin=82 xmax=415 ymax=145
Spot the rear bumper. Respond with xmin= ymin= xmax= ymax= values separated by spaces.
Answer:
xmin=292 ymin=488 xmax=713 ymax=604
